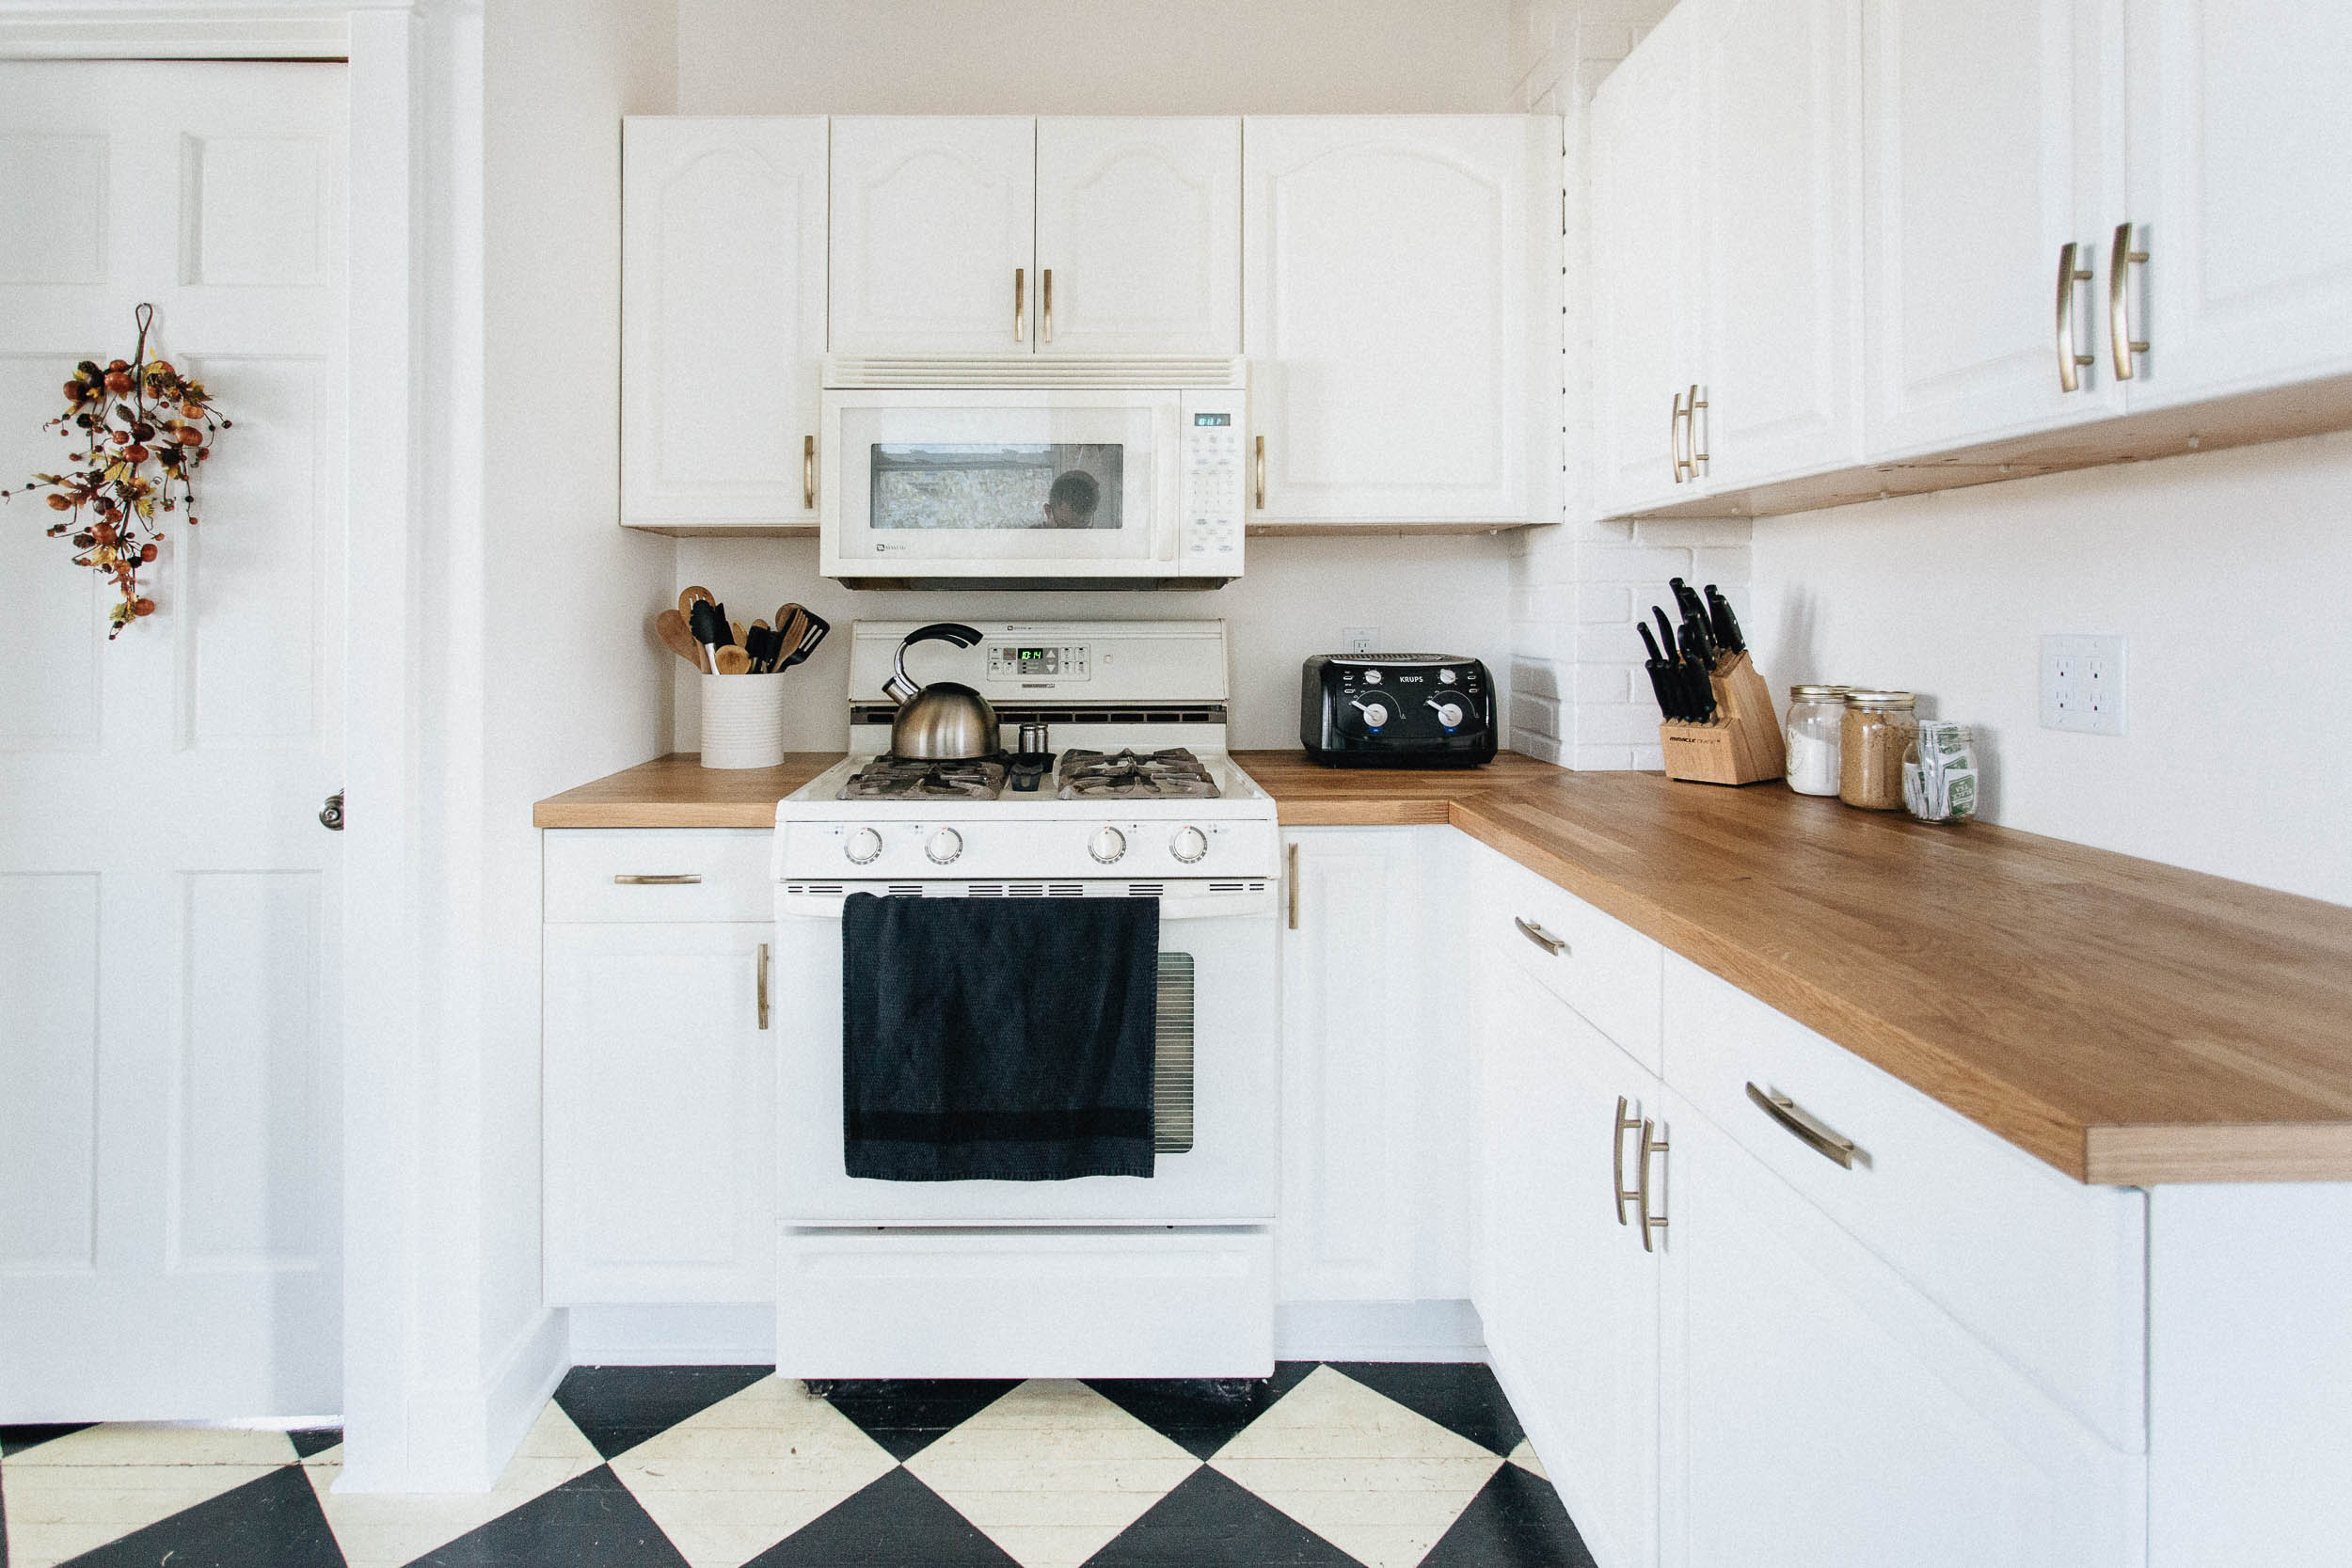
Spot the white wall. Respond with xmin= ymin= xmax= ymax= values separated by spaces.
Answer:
xmin=1747 ymin=431 xmax=2352 ymax=906
xmin=676 ymin=0 xmax=1510 ymax=115
xmin=671 ymin=534 xmax=1518 ymax=752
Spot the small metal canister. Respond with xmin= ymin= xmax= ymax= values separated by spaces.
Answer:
xmin=1017 ymin=721 xmax=1049 ymax=754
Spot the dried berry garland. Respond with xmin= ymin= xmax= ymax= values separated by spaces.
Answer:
xmin=2 ymin=304 xmax=230 ymax=637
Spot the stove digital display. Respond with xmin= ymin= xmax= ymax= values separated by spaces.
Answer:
xmin=1016 ymin=647 xmax=1051 ymax=665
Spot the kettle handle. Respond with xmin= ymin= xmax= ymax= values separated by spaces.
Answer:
xmin=886 ymin=623 xmax=986 ymax=705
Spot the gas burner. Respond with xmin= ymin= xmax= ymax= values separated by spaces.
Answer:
xmin=838 ymin=755 xmax=1007 ymax=801
xmin=1056 ymin=747 xmax=1221 ymax=801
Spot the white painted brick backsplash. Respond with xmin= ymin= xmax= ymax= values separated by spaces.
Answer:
xmin=1575 ymin=662 xmax=1634 ymax=705
xmin=1515 ymin=730 xmax=1565 ymax=765
xmin=1633 ymin=516 xmax=1756 ymax=547
xmin=1581 ymin=702 xmax=1673 ymax=746
xmin=1511 ymin=657 xmax=1562 ymax=701
xmin=1692 ymin=545 xmax=1752 ymax=584
xmin=1581 ymin=543 xmax=1697 ymax=582
xmin=1578 ymin=584 xmax=1631 ymax=624
xmin=1510 ymin=692 xmax=1563 ymax=740
xmin=1573 ymin=743 xmax=1640 ymax=770
xmin=1629 ymin=743 xmax=1665 ymax=771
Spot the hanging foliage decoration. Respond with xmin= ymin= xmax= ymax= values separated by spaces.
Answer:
xmin=2 ymin=304 xmax=230 ymax=637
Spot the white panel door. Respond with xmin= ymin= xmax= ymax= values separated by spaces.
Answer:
xmin=1657 ymin=1092 xmax=2143 ymax=1568
xmin=544 ymin=923 xmax=774 ymax=1304
xmin=1861 ymin=0 xmax=2127 ymax=456
xmin=1034 ymin=118 xmax=1239 ymax=356
xmin=0 ymin=62 xmax=345 ymax=1420
xmin=1590 ymin=10 xmax=1703 ymax=513
xmin=1483 ymin=967 xmax=1661 ymax=1568
xmin=1694 ymin=0 xmax=1863 ymax=489
xmin=621 ymin=118 xmax=827 ymax=529
xmin=1244 ymin=117 xmax=1549 ymax=523
xmin=2120 ymin=0 xmax=2352 ymax=407
xmin=830 ymin=117 xmax=1037 ymax=355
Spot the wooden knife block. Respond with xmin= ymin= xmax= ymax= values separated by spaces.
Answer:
xmin=1660 ymin=651 xmax=1787 ymax=786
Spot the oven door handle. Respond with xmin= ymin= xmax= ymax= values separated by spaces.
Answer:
xmin=775 ymin=885 xmax=1280 ymax=922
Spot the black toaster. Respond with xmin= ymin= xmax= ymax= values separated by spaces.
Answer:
xmin=1300 ymin=653 xmax=1499 ymax=768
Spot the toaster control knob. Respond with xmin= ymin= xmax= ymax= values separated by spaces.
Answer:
xmin=1430 ymin=699 xmax=1467 ymax=729
xmin=845 ymin=827 xmax=883 ymax=864
xmin=924 ymin=828 xmax=963 ymax=865
xmin=1353 ymin=699 xmax=1391 ymax=730
xmin=1089 ymin=825 xmax=1128 ymax=864
xmin=1439 ymin=668 xmax=1457 ymax=684
xmin=1362 ymin=669 xmax=1383 ymax=685
xmin=1170 ymin=826 xmax=1209 ymax=863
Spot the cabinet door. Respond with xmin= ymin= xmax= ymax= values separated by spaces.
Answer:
xmin=1657 ymin=1092 xmax=2142 ymax=1568
xmin=2121 ymin=0 xmax=2352 ymax=407
xmin=545 ymin=923 xmax=775 ymax=1304
xmin=1244 ymin=117 xmax=1551 ymax=523
xmin=1483 ymin=966 xmax=1661 ymax=1568
xmin=1034 ymin=118 xmax=1239 ymax=356
xmin=1693 ymin=0 xmax=1863 ymax=489
xmin=830 ymin=117 xmax=1037 ymax=355
xmin=1861 ymin=0 xmax=2126 ymax=456
xmin=621 ymin=118 xmax=827 ymax=529
xmin=1591 ymin=9 xmax=1703 ymax=514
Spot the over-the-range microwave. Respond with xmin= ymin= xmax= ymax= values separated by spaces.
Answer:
xmin=818 ymin=356 xmax=1246 ymax=590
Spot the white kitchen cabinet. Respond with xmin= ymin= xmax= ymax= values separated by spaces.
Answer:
xmin=1034 ymin=118 xmax=1239 ymax=356
xmin=621 ymin=117 xmax=828 ymax=532
xmin=1278 ymin=828 xmax=1470 ymax=1304
xmin=2118 ymin=0 xmax=2352 ymax=408
xmin=830 ymin=117 xmax=1038 ymax=355
xmin=543 ymin=919 xmax=775 ymax=1304
xmin=1655 ymin=1088 xmax=2143 ymax=1568
xmin=1482 ymin=963 xmax=1661 ymax=1568
xmin=1860 ymin=0 xmax=2128 ymax=456
xmin=1243 ymin=117 xmax=1558 ymax=525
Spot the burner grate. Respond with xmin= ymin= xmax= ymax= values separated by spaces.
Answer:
xmin=1055 ymin=747 xmax=1221 ymax=801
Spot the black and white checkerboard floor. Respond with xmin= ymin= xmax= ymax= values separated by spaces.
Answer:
xmin=0 ymin=1363 xmax=1597 ymax=1568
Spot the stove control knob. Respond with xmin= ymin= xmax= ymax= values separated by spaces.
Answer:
xmin=1089 ymin=825 xmax=1128 ymax=864
xmin=845 ymin=827 xmax=883 ymax=864
xmin=924 ymin=828 xmax=963 ymax=865
xmin=1170 ymin=826 xmax=1209 ymax=863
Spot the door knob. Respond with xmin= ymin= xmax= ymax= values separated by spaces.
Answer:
xmin=319 ymin=791 xmax=344 ymax=832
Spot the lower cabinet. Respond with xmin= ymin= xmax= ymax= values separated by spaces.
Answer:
xmin=543 ymin=921 xmax=775 ymax=1304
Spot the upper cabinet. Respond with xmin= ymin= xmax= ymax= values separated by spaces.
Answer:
xmin=621 ymin=118 xmax=828 ymax=533
xmin=830 ymin=118 xmax=1038 ymax=356
xmin=1035 ymin=118 xmax=1240 ymax=356
xmin=1861 ymin=0 xmax=2126 ymax=456
xmin=1245 ymin=117 xmax=1560 ymax=526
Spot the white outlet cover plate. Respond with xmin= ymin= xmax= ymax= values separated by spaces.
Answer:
xmin=2040 ymin=633 xmax=2126 ymax=736
xmin=1343 ymin=626 xmax=1380 ymax=656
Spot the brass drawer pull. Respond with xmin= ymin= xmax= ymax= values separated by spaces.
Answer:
xmin=1688 ymin=382 xmax=1708 ymax=473
xmin=1041 ymin=267 xmax=1054 ymax=342
xmin=1514 ymin=916 xmax=1565 ymax=956
xmin=612 ymin=873 xmax=703 ymax=885
xmin=1671 ymin=389 xmax=1689 ymax=483
xmin=1636 ymin=1117 xmax=1669 ymax=1252
xmin=2056 ymin=241 xmax=2095 ymax=392
xmin=1014 ymin=266 xmax=1026 ymax=342
xmin=1612 ymin=1096 xmax=1644 ymax=1227
xmin=803 ymin=434 xmax=816 ymax=509
xmin=1254 ymin=435 xmax=1266 ymax=510
xmin=1286 ymin=842 xmax=1299 ymax=930
xmin=757 ymin=942 xmax=771 ymax=1031
xmin=1746 ymin=1082 xmax=1859 ymax=1169
xmin=2108 ymin=221 xmax=2149 ymax=380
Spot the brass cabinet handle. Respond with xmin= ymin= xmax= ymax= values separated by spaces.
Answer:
xmin=1041 ymin=267 xmax=1054 ymax=342
xmin=2108 ymin=221 xmax=2150 ymax=381
xmin=1254 ymin=435 xmax=1266 ymax=510
xmin=1612 ymin=1096 xmax=1644 ymax=1226
xmin=1514 ymin=916 xmax=1565 ymax=956
xmin=1670 ymin=389 xmax=1690 ymax=483
xmin=803 ymin=434 xmax=816 ymax=509
xmin=1014 ymin=266 xmax=1026 ymax=342
xmin=1636 ymin=1117 xmax=1669 ymax=1252
xmin=1688 ymin=383 xmax=1708 ymax=473
xmin=2055 ymin=241 xmax=2096 ymax=391
xmin=757 ymin=942 xmax=771 ymax=1031
xmin=1285 ymin=841 xmax=1299 ymax=929
xmin=612 ymin=873 xmax=702 ymax=885
xmin=1745 ymin=1082 xmax=1859 ymax=1169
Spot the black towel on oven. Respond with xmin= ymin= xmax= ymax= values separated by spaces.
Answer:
xmin=840 ymin=892 xmax=1159 ymax=1180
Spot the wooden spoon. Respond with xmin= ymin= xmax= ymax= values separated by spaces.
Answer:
xmin=679 ymin=585 xmax=716 ymax=620
xmin=776 ymin=605 xmax=811 ymax=664
xmin=655 ymin=608 xmax=708 ymax=673
xmin=714 ymin=644 xmax=752 ymax=675
xmin=730 ymin=619 xmax=747 ymax=648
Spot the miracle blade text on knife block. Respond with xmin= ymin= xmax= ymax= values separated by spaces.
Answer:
xmin=1661 ymin=650 xmax=1787 ymax=786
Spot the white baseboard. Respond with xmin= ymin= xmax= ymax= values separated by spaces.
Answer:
xmin=1275 ymin=1299 xmax=1487 ymax=1363
xmin=565 ymin=1305 xmax=778 ymax=1367
xmin=354 ymin=1308 xmax=567 ymax=1494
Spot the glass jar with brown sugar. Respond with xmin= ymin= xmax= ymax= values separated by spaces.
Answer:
xmin=1839 ymin=690 xmax=1917 ymax=811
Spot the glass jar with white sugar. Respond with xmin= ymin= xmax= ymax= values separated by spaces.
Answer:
xmin=1783 ymin=685 xmax=1850 ymax=796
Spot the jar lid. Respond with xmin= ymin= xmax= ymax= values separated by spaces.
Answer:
xmin=1844 ymin=689 xmax=1916 ymax=709
xmin=1788 ymin=684 xmax=1851 ymax=699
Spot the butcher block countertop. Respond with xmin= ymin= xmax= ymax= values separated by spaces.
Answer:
xmin=535 ymin=751 xmax=2352 ymax=1185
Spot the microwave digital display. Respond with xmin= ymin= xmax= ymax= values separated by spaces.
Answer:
xmin=1193 ymin=412 xmax=1232 ymax=426
xmin=868 ymin=443 xmax=1123 ymax=531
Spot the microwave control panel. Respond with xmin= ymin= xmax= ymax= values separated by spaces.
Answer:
xmin=1179 ymin=392 xmax=1247 ymax=571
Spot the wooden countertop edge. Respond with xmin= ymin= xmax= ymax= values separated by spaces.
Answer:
xmin=532 ymin=800 xmax=780 ymax=828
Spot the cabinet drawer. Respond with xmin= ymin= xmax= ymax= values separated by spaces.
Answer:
xmin=1662 ymin=954 xmax=2146 ymax=1451
xmin=545 ymin=830 xmax=771 ymax=923
xmin=1485 ymin=855 xmax=1662 ymax=1074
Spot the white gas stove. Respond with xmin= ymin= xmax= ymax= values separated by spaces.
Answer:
xmin=770 ymin=621 xmax=1281 ymax=1381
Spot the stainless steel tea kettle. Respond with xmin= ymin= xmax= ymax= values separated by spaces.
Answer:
xmin=883 ymin=623 xmax=999 ymax=760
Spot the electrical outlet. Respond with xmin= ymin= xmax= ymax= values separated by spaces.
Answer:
xmin=2040 ymin=634 xmax=2126 ymax=736
xmin=1343 ymin=626 xmax=1380 ymax=656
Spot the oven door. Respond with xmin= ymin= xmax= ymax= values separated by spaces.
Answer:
xmin=775 ymin=882 xmax=1278 ymax=1224
xmin=819 ymin=389 xmax=1179 ymax=580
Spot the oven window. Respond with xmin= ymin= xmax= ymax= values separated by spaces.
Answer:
xmin=869 ymin=443 xmax=1125 ymax=531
